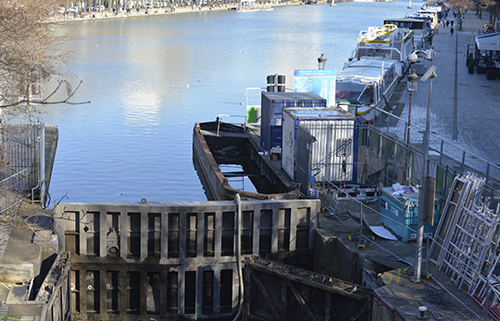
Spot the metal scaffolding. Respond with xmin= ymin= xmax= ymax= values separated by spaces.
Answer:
xmin=429 ymin=173 xmax=500 ymax=319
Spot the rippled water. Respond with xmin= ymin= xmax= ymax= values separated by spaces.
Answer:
xmin=41 ymin=1 xmax=420 ymax=206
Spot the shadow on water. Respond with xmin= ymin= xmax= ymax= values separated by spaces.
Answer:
xmin=192 ymin=151 xmax=216 ymax=201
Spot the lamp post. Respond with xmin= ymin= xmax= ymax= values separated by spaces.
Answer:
xmin=408 ymin=49 xmax=436 ymax=283
xmin=318 ymin=54 xmax=327 ymax=70
xmin=406 ymin=70 xmax=419 ymax=145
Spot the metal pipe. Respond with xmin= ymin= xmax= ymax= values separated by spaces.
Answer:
xmin=414 ymin=68 xmax=435 ymax=283
xmin=407 ymin=92 xmax=413 ymax=145
xmin=233 ymin=194 xmax=244 ymax=321
xmin=40 ymin=126 xmax=46 ymax=208
xmin=453 ymin=28 xmax=459 ymax=140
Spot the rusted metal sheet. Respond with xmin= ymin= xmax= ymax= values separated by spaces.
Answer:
xmin=244 ymin=257 xmax=372 ymax=321
xmin=40 ymin=252 xmax=72 ymax=321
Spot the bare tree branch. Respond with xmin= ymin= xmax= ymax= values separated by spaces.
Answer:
xmin=0 ymin=0 xmax=85 ymax=112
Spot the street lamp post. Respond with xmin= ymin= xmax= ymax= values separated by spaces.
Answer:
xmin=406 ymin=70 xmax=419 ymax=145
xmin=408 ymin=49 xmax=436 ymax=283
xmin=318 ymin=54 xmax=327 ymax=70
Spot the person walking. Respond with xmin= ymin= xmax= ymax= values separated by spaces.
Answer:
xmin=450 ymin=27 xmax=454 ymax=36
xmin=446 ymin=20 xmax=450 ymax=27
xmin=451 ymin=20 xmax=454 ymax=27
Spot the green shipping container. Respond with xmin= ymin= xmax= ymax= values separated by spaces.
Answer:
xmin=379 ymin=186 xmax=440 ymax=243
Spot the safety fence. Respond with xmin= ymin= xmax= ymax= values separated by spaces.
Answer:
xmin=0 ymin=124 xmax=46 ymax=209
xmin=372 ymin=107 xmax=500 ymax=200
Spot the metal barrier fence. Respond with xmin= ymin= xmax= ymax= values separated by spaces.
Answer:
xmin=0 ymin=124 xmax=46 ymax=207
xmin=311 ymin=111 xmax=500 ymax=208
xmin=373 ymin=107 xmax=500 ymax=198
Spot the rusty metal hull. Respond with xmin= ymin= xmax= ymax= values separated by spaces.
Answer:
xmin=193 ymin=121 xmax=299 ymax=201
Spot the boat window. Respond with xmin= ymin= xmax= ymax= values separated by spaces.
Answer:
xmin=383 ymin=65 xmax=394 ymax=88
xmin=366 ymin=49 xmax=387 ymax=59
xmin=336 ymin=82 xmax=366 ymax=101
xmin=414 ymin=21 xmax=424 ymax=29
xmin=358 ymin=84 xmax=375 ymax=105
xmin=384 ymin=20 xmax=424 ymax=30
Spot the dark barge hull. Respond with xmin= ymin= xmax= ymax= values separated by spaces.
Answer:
xmin=193 ymin=121 xmax=299 ymax=201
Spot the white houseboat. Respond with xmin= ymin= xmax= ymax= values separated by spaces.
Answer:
xmin=348 ymin=24 xmax=414 ymax=74
xmin=336 ymin=58 xmax=400 ymax=124
xmin=383 ymin=18 xmax=433 ymax=50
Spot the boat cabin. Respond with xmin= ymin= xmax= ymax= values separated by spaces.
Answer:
xmin=336 ymin=58 xmax=399 ymax=123
xmin=421 ymin=4 xmax=444 ymax=19
xmin=411 ymin=9 xmax=438 ymax=29
xmin=383 ymin=18 xmax=433 ymax=49
xmin=351 ymin=24 xmax=414 ymax=70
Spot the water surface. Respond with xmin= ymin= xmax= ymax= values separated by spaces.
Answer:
xmin=42 ymin=1 xmax=420 ymax=206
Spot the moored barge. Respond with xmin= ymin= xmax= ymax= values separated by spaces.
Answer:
xmin=193 ymin=120 xmax=300 ymax=201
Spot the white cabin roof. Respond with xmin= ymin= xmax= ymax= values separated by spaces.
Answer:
xmin=337 ymin=58 xmax=395 ymax=83
xmin=476 ymin=33 xmax=500 ymax=51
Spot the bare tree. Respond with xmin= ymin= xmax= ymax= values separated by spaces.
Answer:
xmin=447 ymin=0 xmax=490 ymax=30
xmin=0 ymin=0 xmax=88 ymax=211
xmin=0 ymin=0 xmax=88 ymax=112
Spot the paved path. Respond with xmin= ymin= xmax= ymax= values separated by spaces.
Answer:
xmin=398 ymin=10 xmax=500 ymax=168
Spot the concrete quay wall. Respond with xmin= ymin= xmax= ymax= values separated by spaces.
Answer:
xmin=313 ymin=221 xmax=485 ymax=320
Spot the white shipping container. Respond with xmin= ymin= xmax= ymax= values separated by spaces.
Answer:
xmin=282 ymin=108 xmax=358 ymax=189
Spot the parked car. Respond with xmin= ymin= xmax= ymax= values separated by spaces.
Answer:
xmin=58 ymin=7 xmax=65 ymax=13
xmin=68 ymin=6 xmax=78 ymax=13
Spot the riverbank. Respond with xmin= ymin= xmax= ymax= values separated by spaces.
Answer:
xmin=400 ymin=8 xmax=500 ymax=165
xmin=314 ymin=9 xmax=500 ymax=321
xmin=47 ymin=1 xmax=300 ymax=23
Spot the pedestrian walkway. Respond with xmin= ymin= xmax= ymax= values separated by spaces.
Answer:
xmin=397 ymin=9 xmax=500 ymax=172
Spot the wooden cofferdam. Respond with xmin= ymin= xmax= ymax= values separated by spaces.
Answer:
xmin=54 ymin=199 xmax=321 ymax=320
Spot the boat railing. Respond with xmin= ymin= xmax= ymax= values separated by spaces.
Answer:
xmin=245 ymin=87 xmax=264 ymax=108
xmin=216 ymin=114 xmax=247 ymax=135
xmin=244 ymin=87 xmax=266 ymax=124
xmin=401 ymin=29 xmax=415 ymax=42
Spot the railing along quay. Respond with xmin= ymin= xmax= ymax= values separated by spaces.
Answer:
xmin=374 ymin=106 xmax=500 ymax=197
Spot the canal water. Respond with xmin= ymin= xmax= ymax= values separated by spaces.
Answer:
xmin=42 ymin=1 xmax=421 ymax=207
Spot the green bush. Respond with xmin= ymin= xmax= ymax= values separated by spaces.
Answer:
xmin=468 ymin=58 xmax=475 ymax=73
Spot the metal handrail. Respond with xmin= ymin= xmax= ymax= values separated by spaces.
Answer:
xmin=374 ymin=105 xmax=500 ymax=183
